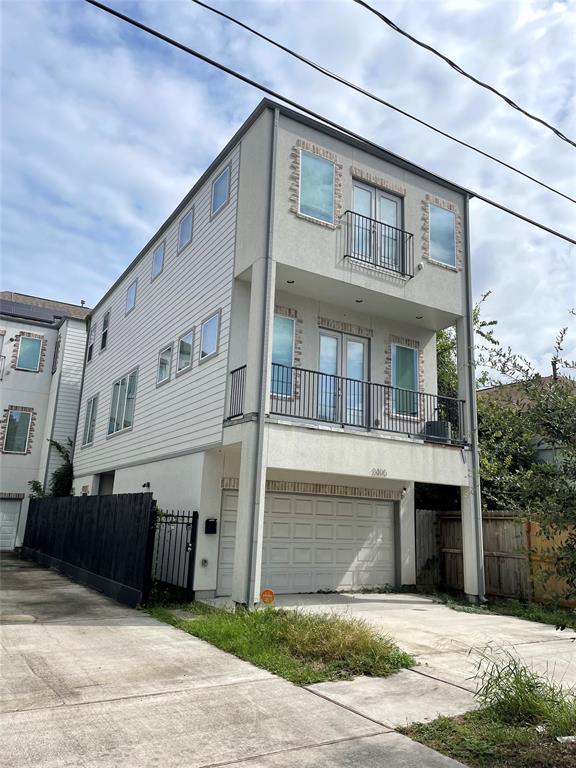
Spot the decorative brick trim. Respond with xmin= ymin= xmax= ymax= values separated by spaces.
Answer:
xmin=289 ymin=140 xmax=343 ymax=229
xmin=421 ymin=194 xmax=463 ymax=271
xmin=318 ymin=316 xmax=373 ymax=338
xmin=0 ymin=405 xmax=37 ymax=454
xmin=350 ymin=165 xmax=406 ymax=197
xmin=0 ymin=492 xmax=24 ymax=500
xmin=11 ymin=331 xmax=47 ymax=372
xmin=386 ymin=335 xmax=425 ymax=393
xmin=222 ymin=477 xmax=401 ymax=501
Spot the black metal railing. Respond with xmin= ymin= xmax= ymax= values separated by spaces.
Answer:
xmin=343 ymin=210 xmax=414 ymax=277
xmin=152 ymin=510 xmax=199 ymax=602
xmin=269 ymin=364 xmax=465 ymax=444
xmin=228 ymin=365 xmax=246 ymax=419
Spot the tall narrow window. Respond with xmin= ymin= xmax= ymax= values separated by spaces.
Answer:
xmin=16 ymin=336 xmax=42 ymax=371
xmin=52 ymin=335 xmax=61 ymax=374
xmin=392 ymin=345 xmax=418 ymax=416
xmin=151 ymin=242 xmax=165 ymax=279
xmin=429 ymin=205 xmax=456 ymax=267
xmin=271 ymin=315 xmax=295 ymax=396
xmin=200 ymin=312 xmax=220 ymax=361
xmin=101 ymin=311 xmax=110 ymax=350
xmin=82 ymin=395 xmax=98 ymax=446
xmin=87 ymin=324 xmax=96 ymax=363
xmin=178 ymin=209 xmax=194 ymax=251
xmin=3 ymin=409 xmax=32 ymax=453
xmin=177 ymin=331 xmax=193 ymax=373
xmin=126 ymin=280 xmax=137 ymax=313
xmin=211 ymin=166 xmax=230 ymax=216
xmin=299 ymin=150 xmax=335 ymax=224
xmin=157 ymin=345 xmax=172 ymax=385
xmin=108 ymin=370 xmax=138 ymax=435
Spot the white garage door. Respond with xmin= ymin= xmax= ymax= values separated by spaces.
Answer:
xmin=217 ymin=491 xmax=395 ymax=596
xmin=0 ymin=499 xmax=22 ymax=550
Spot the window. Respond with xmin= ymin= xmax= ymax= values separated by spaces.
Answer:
xmin=177 ymin=331 xmax=194 ymax=373
xmin=178 ymin=209 xmax=194 ymax=251
xmin=52 ymin=335 xmax=61 ymax=374
xmin=108 ymin=370 xmax=138 ymax=435
xmin=211 ymin=166 xmax=230 ymax=216
xmin=82 ymin=395 xmax=98 ymax=446
xmin=126 ymin=280 xmax=137 ymax=313
xmin=151 ymin=242 xmax=165 ymax=279
xmin=86 ymin=323 xmax=96 ymax=363
xmin=101 ymin=311 xmax=110 ymax=350
xmin=157 ymin=345 xmax=172 ymax=385
xmin=392 ymin=345 xmax=418 ymax=416
xmin=16 ymin=336 xmax=42 ymax=371
xmin=200 ymin=312 xmax=220 ymax=361
xmin=3 ymin=409 xmax=32 ymax=453
xmin=429 ymin=205 xmax=456 ymax=267
xmin=271 ymin=315 xmax=294 ymax=396
xmin=299 ymin=150 xmax=335 ymax=224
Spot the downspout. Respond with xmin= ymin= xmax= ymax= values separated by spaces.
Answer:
xmin=246 ymin=107 xmax=279 ymax=607
xmin=463 ymin=194 xmax=485 ymax=602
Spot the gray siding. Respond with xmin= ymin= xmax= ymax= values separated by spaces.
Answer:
xmin=74 ymin=145 xmax=240 ymax=476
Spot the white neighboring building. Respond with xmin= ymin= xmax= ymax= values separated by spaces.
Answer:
xmin=73 ymin=99 xmax=485 ymax=604
xmin=0 ymin=292 xmax=88 ymax=549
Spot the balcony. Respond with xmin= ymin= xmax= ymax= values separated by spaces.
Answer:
xmin=342 ymin=210 xmax=414 ymax=278
xmin=227 ymin=364 xmax=466 ymax=445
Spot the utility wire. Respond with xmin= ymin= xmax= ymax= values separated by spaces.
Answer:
xmin=190 ymin=0 xmax=576 ymax=207
xmin=352 ymin=0 xmax=576 ymax=151
xmin=84 ymin=0 xmax=576 ymax=247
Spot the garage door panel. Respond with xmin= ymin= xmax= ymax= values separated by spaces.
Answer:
xmin=336 ymin=524 xmax=354 ymax=540
xmin=293 ymin=522 xmax=313 ymax=539
xmin=293 ymin=547 xmax=312 ymax=565
xmin=294 ymin=498 xmax=313 ymax=515
xmin=269 ymin=546 xmax=290 ymax=564
xmin=315 ymin=523 xmax=334 ymax=539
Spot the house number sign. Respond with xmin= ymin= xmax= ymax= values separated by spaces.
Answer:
xmin=370 ymin=468 xmax=388 ymax=477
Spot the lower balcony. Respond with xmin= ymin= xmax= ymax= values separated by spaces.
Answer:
xmin=227 ymin=364 xmax=466 ymax=445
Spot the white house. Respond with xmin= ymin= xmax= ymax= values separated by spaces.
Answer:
xmin=73 ymin=100 xmax=484 ymax=604
xmin=0 ymin=292 xmax=89 ymax=549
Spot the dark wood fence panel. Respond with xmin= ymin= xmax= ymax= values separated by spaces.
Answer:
xmin=22 ymin=494 xmax=157 ymax=607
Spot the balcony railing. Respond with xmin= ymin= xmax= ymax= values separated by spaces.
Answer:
xmin=227 ymin=364 xmax=465 ymax=445
xmin=342 ymin=210 xmax=414 ymax=277
xmin=0 ymin=354 xmax=5 ymax=382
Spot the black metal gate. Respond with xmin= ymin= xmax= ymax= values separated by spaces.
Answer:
xmin=152 ymin=510 xmax=199 ymax=602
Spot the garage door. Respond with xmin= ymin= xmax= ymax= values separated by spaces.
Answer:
xmin=217 ymin=491 xmax=395 ymax=596
xmin=0 ymin=499 xmax=22 ymax=550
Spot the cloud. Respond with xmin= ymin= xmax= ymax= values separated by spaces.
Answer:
xmin=1 ymin=0 xmax=575 ymax=372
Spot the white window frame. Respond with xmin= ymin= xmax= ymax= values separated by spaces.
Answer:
xmin=15 ymin=336 xmax=42 ymax=372
xmin=177 ymin=208 xmax=194 ymax=252
xmin=82 ymin=395 xmax=98 ymax=446
xmin=156 ymin=343 xmax=173 ymax=386
xmin=3 ymin=408 xmax=32 ymax=454
xmin=298 ymin=149 xmax=335 ymax=225
xmin=126 ymin=279 xmax=138 ymax=314
xmin=391 ymin=344 xmax=419 ymax=417
xmin=176 ymin=329 xmax=194 ymax=375
xmin=199 ymin=310 xmax=221 ymax=363
xmin=151 ymin=241 xmax=165 ymax=280
xmin=100 ymin=311 xmax=110 ymax=351
xmin=210 ymin=165 xmax=231 ymax=218
xmin=428 ymin=204 xmax=457 ymax=269
xmin=107 ymin=368 xmax=138 ymax=437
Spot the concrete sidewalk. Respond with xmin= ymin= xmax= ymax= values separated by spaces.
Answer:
xmin=0 ymin=555 xmax=464 ymax=768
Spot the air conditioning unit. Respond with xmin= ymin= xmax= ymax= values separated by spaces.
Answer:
xmin=425 ymin=420 xmax=452 ymax=442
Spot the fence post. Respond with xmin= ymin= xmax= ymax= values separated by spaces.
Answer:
xmin=186 ymin=510 xmax=199 ymax=602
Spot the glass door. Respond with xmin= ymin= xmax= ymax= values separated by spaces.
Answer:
xmin=318 ymin=333 xmax=339 ymax=421
xmin=318 ymin=332 xmax=368 ymax=425
xmin=344 ymin=336 xmax=368 ymax=425
xmin=353 ymin=182 xmax=401 ymax=270
xmin=352 ymin=183 xmax=373 ymax=260
xmin=378 ymin=193 xmax=401 ymax=270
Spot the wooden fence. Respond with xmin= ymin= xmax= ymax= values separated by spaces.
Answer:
xmin=22 ymin=493 xmax=157 ymax=607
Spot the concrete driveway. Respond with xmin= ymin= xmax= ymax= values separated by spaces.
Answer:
xmin=0 ymin=556 xmax=464 ymax=768
xmin=276 ymin=592 xmax=576 ymax=726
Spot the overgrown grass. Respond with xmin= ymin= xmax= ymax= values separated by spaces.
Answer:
xmin=148 ymin=603 xmax=414 ymax=685
xmin=435 ymin=593 xmax=576 ymax=631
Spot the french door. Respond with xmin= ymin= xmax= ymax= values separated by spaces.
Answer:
xmin=318 ymin=331 xmax=369 ymax=425
xmin=352 ymin=182 xmax=402 ymax=271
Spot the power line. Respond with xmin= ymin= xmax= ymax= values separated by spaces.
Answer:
xmin=190 ymin=0 xmax=576 ymax=206
xmin=352 ymin=0 xmax=576 ymax=151
xmin=84 ymin=0 xmax=576 ymax=247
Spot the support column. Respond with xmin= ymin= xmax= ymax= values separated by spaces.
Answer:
xmin=398 ymin=482 xmax=416 ymax=586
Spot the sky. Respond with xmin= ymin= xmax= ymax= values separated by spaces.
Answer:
xmin=1 ymin=0 xmax=575 ymax=374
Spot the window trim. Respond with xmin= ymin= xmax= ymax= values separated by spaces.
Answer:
xmin=125 ymin=278 xmax=138 ymax=315
xmin=151 ymin=240 xmax=166 ymax=281
xmin=199 ymin=310 xmax=221 ymax=364
xmin=391 ymin=344 xmax=419 ymax=417
xmin=271 ymin=315 xmax=295 ymax=397
xmin=298 ymin=149 xmax=336 ymax=225
xmin=51 ymin=334 xmax=61 ymax=375
xmin=156 ymin=343 xmax=173 ymax=387
xmin=82 ymin=394 xmax=98 ymax=447
xmin=210 ymin=164 xmax=231 ymax=219
xmin=2 ymin=408 xmax=32 ymax=454
xmin=100 ymin=311 xmax=110 ymax=351
xmin=15 ymin=336 xmax=43 ymax=372
xmin=177 ymin=208 xmax=194 ymax=253
xmin=428 ymin=203 xmax=457 ymax=269
xmin=106 ymin=367 xmax=139 ymax=438
xmin=176 ymin=328 xmax=194 ymax=376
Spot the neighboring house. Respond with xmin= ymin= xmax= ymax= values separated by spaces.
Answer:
xmin=0 ymin=292 xmax=89 ymax=549
xmin=73 ymin=99 xmax=484 ymax=604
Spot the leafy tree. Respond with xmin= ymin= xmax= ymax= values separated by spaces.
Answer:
xmin=47 ymin=439 xmax=74 ymax=497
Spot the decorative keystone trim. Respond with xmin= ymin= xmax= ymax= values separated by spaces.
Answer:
xmin=351 ymin=165 xmax=406 ymax=197
xmin=0 ymin=492 xmax=24 ymax=500
xmin=0 ymin=405 xmax=37 ymax=454
xmin=318 ymin=316 xmax=374 ymax=338
xmin=421 ymin=194 xmax=463 ymax=271
xmin=11 ymin=331 xmax=47 ymax=372
xmin=289 ymin=140 xmax=343 ymax=229
xmin=386 ymin=335 xmax=426 ymax=393
xmin=222 ymin=477 xmax=401 ymax=501
xmin=0 ymin=329 xmax=5 ymax=336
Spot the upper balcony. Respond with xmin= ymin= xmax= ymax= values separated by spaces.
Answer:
xmin=341 ymin=210 xmax=414 ymax=278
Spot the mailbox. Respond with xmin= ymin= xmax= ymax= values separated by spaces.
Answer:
xmin=205 ymin=518 xmax=218 ymax=535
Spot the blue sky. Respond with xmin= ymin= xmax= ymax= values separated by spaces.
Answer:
xmin=1 ymin=0 xmax=575 ymax=373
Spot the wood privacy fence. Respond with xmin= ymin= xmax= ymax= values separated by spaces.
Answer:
xmin=22 ymin=494 xmax=157 ymax=607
